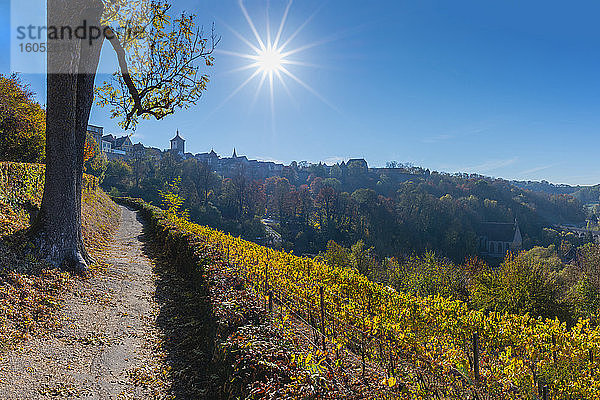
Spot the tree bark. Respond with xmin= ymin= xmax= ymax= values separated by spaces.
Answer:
xmin=32 ymin=0 xmax=104 ymax=273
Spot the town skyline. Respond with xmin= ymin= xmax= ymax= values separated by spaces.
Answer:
xmin=3 ymin=1 xmax=600 ymax=185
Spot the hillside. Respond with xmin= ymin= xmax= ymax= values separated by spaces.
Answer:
xmin=2 ymin=162 xmax=598 ymax=398
xmin=103 ymin=155 xmax=587 ymax=262
xmin=0 ymin=162 xmax=120 ymax=352
xmin=512 ymin=180 xmax=600 ymax=205
xmin=120 ymin=196 xmax=600 ymax=399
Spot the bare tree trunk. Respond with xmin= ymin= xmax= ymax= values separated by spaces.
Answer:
xmin=31 ymin=0 xmax=104 ymax=273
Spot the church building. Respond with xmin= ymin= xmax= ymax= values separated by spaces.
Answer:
xmin=478 ymin=220 xmax=522 ymax=257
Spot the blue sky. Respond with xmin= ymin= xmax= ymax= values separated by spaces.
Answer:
xmin=2 ymin=0 xmax=600 ymax=185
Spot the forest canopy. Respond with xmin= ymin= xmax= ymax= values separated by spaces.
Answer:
xmin=99 ymin=152 xmax=587 ymax=262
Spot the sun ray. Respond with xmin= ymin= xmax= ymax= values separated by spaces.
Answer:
xmin=266 ymin=0 xmax=271 ymax=49
xmin=283 ymin=23 xmax=369 ymax=57
xmin=269 ymin=70 xmax=275 ymax=131
xmin=273 ymin=0 xmax=293 ymax=49
xmin=239 ymin=0 xmax=266 ymax=51
xmin=274 ymin=70 xmax=291 ymax=98
xmin=251 ymin=71 xmax=268 ymax=109
xmin=279 ymin=4 xmax=324 ymax=51
xmin=280 ymin=35 xmax=341 ymax=58
xmin=214 ymin=69 xmax=262 ymax=112
xmin=275 ymin=69 xmax=299 ymax=108
xmin=279 ymin=66 xmax=339 ymax=112
xmin=215 ymin=49 xmax=259 ymax=61
xmin=281 ymin=60 xmax=324 ymax=68
xmin=219 ymin=19 xmax=261 ymax=54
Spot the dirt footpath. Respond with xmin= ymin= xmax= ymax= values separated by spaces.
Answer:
xmin=0 ymin=206 xmax=170 ymax=399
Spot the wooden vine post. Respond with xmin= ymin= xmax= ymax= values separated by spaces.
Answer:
xmin=319 ymin=286 xmax=326 ymax=353
xmin=361 ymin=335 xmax=366 ymax=379
xmin=264 ymin=251 xmax=269 ymax=309
xmin=264 ymin=250 xmax=269 ymax=292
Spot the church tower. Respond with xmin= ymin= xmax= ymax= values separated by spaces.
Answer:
xmin=170 ymin=130 xmax=185 ymax=155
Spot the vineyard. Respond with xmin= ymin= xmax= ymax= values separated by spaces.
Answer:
xmin=121 ymin=197 xmax=599 ymax=399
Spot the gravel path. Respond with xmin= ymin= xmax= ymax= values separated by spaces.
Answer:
xmin=0 ymin=206 xmax=170 ymax=399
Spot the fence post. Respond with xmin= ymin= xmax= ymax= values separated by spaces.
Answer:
xmin=319 ymin=286 xmax=326 ymax=353
xmin=264 ymin=266 xmax=269 ymax=309
xmin=361 ymin=340 xmax=366 ymax=380
xmin=542 ymin=385 xmax=548 ymax=400
xmin=264 ymin=260 xmax=269 ymax=295
xmin=268 ymin=290 xmax=273 ymax=314
xmin=473 ymin=332 xmax=480 ymax=383
xmin=279 ymin=292 xmax=283 ymax=321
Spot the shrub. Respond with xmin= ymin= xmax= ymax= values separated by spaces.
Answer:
xmin=470 ymin=253 xmax=565 ymax=320
xmin=387 ymin=251 xmax=468 ymax=300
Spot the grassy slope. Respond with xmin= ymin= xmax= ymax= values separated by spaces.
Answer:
xmin=0 ymin=162 xmax=120 ymax=352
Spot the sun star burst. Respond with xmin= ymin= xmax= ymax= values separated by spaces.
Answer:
xmin=215 ymin=0 xmax=336 ymax=130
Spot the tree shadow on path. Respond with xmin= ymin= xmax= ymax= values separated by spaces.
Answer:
xmin=139 ymin=219 xmax=218 ymax=399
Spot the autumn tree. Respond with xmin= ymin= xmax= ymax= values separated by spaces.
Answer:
xmin=83 ymin=133 xmax=98 ymax=165
xmin=34 ymin=0 xmax=218 ymax=272
xmin=265 ymin=176 xmax=292 ymax=222
xmin=0 ymin=74 xmax=46 ymax=163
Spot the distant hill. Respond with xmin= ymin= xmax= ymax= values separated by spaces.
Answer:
xmin=511 ymin=180 xmax=580 ymax=195
xmin=571 ymin=185 xmax=600 ymax=205
xmin=102 ymin=154 xmax=589 ymax=262
xmin=512 ymin=180 xmax=600 ymax=205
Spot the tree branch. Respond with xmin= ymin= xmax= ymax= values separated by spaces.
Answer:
xmin=104 ymin=26 xmax=144 ymax=124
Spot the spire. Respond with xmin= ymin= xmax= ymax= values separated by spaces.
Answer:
xmin=512 ymin=218 xmax=522 ymax=248
xmin=171 ymin=129 xmax=184 ymax=141
xmin=233 ymin=148 xmax=237 ymax=158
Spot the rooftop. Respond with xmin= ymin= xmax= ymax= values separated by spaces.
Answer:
xmin=478 ymin=222 xmax=518 ymax=242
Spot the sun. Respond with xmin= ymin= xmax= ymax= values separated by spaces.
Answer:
xmin=255 ymin=47 xmax=284 ymax=74
xmin=214 ymin=0 xmax=337 ymax=129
